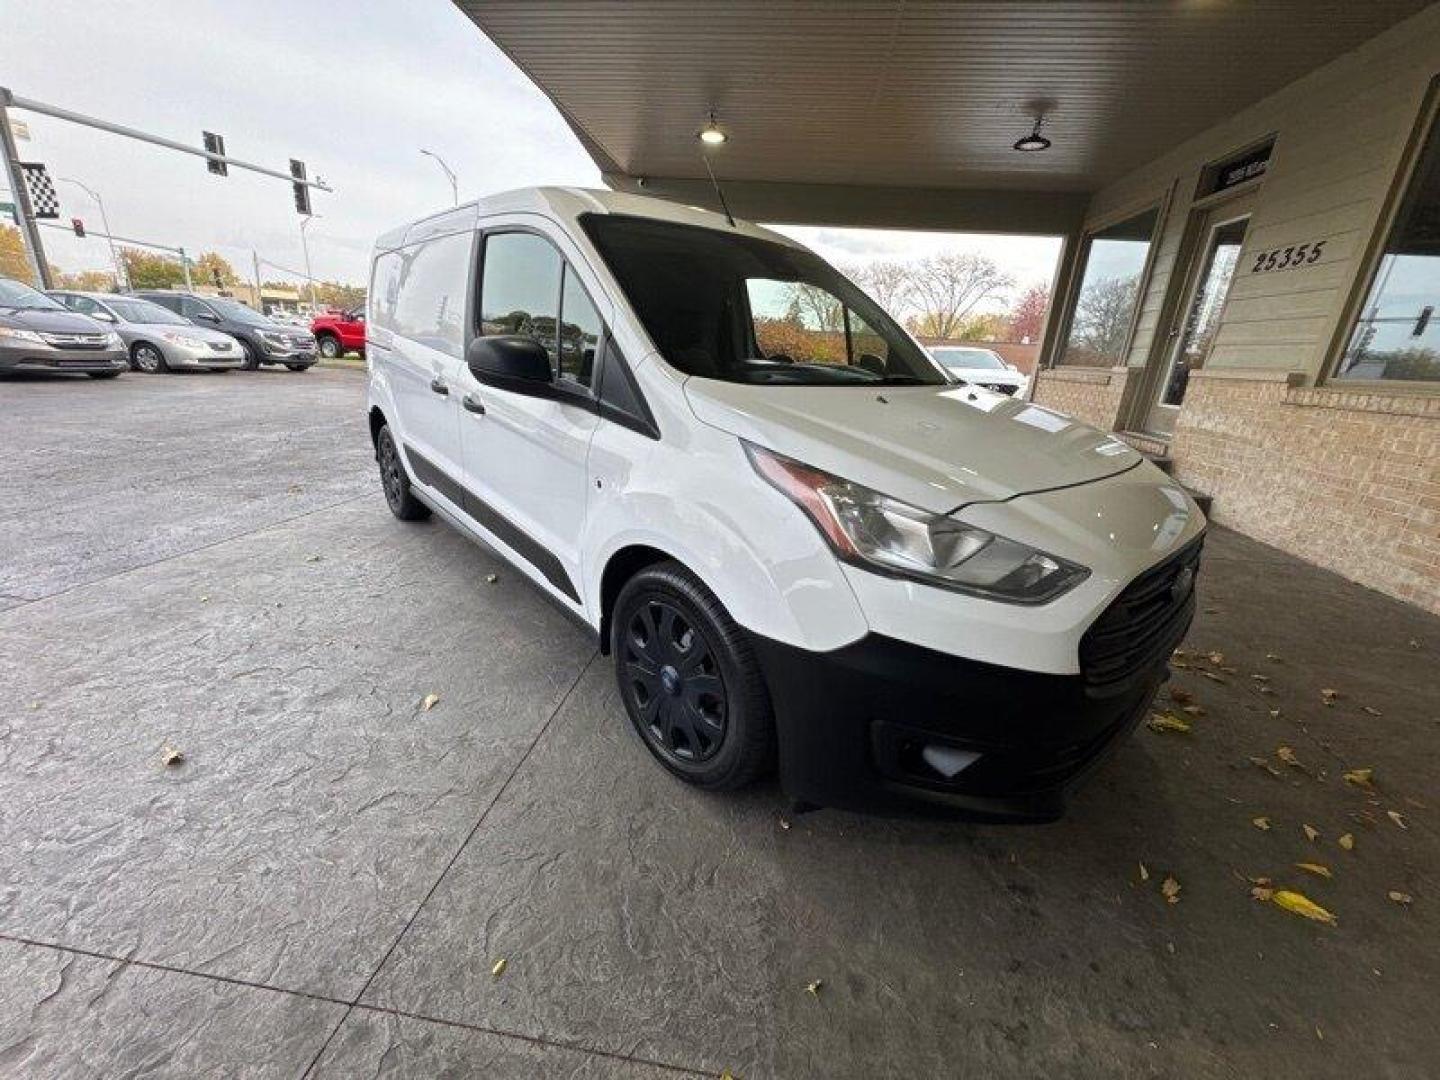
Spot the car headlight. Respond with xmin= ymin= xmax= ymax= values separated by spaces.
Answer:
xmin=103 ymin=331 xmax=124 ymax=348
xmin=0 ymin=326 xmax=48 ymax=346
xmin=160 ymin=331 xmax=206 ymax=349
xmin=746 ymin=444 xmax=1089 ymax=604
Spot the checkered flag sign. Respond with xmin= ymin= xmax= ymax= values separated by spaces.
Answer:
xmin=20 ymin=163 xmax=59 ymax=219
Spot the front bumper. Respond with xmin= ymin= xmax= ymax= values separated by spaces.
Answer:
xmin=164 ymin=341 xmax=244 ymax=370
xmin=0 ymin=343 xmax=128 ymax=374
xmin=260 ymin=339 xmax=317 ymax=365
xmin=753 ymin=632 xmax=1166 ymax=822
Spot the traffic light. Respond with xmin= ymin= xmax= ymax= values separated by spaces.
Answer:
xmin=71 ymin=217 xmax=85 ymax=237
xmin=290 ymin=159 xmax=311 ymax=216
xmin=203 ymin=131 xmax=228 ymax=176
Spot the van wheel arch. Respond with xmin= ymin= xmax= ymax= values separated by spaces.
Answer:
xmin=599 ymin=544 xmax=686 ymax=656
xmin=368 ymin=406 xmax=388 ymax=457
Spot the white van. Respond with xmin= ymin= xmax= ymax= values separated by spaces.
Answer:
xmin=366 ymin=188 xmax=1204 ymax=820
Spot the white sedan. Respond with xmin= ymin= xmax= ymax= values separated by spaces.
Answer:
xmin=931 ymin=345 xmax=1029 ymax=397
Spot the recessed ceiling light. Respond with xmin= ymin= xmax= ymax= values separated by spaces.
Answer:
xmin=1013 ymin=117 xmax=1051 ymax=153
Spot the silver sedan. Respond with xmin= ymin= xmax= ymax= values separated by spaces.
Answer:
xmin=49 ymin=291 xmax=244 ymax=372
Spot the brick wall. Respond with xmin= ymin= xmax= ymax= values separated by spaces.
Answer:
xmin=1172 ymin=372 xmax=1440 ymax=613
xmin=1030 ymin=367 xmax=1130 ymax=431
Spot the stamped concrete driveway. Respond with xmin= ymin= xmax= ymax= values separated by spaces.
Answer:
xmin=1 ymin=369 xmax=1437 ymax=1079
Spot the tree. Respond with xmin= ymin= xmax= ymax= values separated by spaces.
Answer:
xmin=119 ymin=246 xmax=187 ymax=289
xmin=906 ymin=253 xmax=1012 ymax=340
xmin=1 ymin=224 xmax=37 ymax=285
xmin=847 ymin=260 xmax=913 ymax=320
xmin=1068 ymin=274 xmax=1139 ymax=365
xmin=787 ymin=282 xmax=845 ymax=331
xmin=1007 ymin=283 xmax=1051 ymax=343
xmin=950 ymin=311 xmax=1008 ymax=341
xmin=191 ymin=251 xmax=239 ymax=288
xmin=53 ymin=268 xmax=118 ymax=291
xmin=310 ymin=280 xmax=365 ymax=311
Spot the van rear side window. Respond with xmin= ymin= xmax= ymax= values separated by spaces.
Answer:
xmin=372 ymin=232 xmax=473 ymax=358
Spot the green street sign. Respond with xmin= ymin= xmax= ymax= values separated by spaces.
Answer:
xmin=0 ymin=201 xmax=16 ymax=224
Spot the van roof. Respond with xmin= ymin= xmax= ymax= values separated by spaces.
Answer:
xmin=375 ymin=186 xmax=800 ymax=253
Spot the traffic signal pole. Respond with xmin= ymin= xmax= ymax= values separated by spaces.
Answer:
xmin=1 ymin=95 xmax=52 ymax=287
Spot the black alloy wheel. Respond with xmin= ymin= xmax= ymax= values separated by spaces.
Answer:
xmin=613 ymin=562 xmax=775 ymax=790
xmin=132 ymin=343 xmax=167 ymax=374
xmin=376 ymin=425 xmax=430 ymax=521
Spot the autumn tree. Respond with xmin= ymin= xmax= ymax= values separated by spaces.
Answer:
xmin=119 ymin=246 xmax=187 ymax=289
xmin=53 ymin=268 xmax=119 ymax=291
xmin=311 ymin=281 xmax=365 ymax=311
xmin=191 ymin=251 xmax=239 ymax=288
xmin=1 ymin=224 xmax=38 ymax=285
xmin=1007 ymin=283 xmax=1051 ymax=343
xmin=906 ymin=253 xmax=1012 ymax=340
xmin=950 ymin=311 xmax=1008 ymax=341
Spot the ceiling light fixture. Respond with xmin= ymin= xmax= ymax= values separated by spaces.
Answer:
xmin=1013 ymin=116 xmax=1051 ymax=153
xmin=698 ymin=112 xmax=727 ymax=146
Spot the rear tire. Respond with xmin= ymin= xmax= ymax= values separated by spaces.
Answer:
xmin=376 ymin=425 xmax=430 ymax=522
xmin=317 ymin=335 xmax=341 ymax=359
xmin=612 ymin=562 xmax=775 ymax=790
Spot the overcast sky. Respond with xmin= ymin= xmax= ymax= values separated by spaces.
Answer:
xmin=2 ymin=0 xmax=1059 ymax=301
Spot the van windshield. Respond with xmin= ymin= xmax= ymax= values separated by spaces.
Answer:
xmin=580 ymin=214 xmax=945 ymax=386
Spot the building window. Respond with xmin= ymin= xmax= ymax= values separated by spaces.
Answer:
xmin=1335 ymin=100 xmax=1440 ymax=384
xmin=1055 ymin=207 xmax=1160 ymax=367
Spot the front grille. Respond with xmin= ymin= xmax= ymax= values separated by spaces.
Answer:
xmin=40 ymin=332 xmax=109 ymax=349
xmin=1080 ymin=536 xmax=1203 ymax=696
xmin=208 ymin=341 xmax=233 ymax=351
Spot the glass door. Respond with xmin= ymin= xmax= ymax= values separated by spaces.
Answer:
xmin=1146 ymin=197 xmax=1253 ymax=435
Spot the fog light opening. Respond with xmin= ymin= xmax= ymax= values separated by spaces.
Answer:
xmin=920 ymin=744 xmax=982 ymax=780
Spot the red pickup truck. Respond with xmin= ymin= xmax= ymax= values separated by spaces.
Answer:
xmin=310 ymin=309 xmax=365 ymax=359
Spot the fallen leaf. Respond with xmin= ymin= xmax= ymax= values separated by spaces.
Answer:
xmin=1257 ymin=685 xmax=1274 ymax=695
xmin=720 ymin=1072 xmax=739 ymax=1080
xmin=485 ymin=573 xmax=499 ymax=584
xmin=1251 ymin=885 xmax=1275 ymax=902
xmin=1362 ymin=706 xmax=1382 ymax=717
xmin=306 ymin=554 xmax=323 ymax=563
xmin=1251 ymin=673 xmax=1271 ymax=683
xmin=1277 ymin=746 xmax=1303 ymax=769
xmin=778 ymin=817 xmax=791 ymax=831
xmin=1316 ymin=1026 xmax=1324 ymax=1041
xmin=1338 ymin=833 xmax=1355 ymax=851
xmin=1266 ymin=653 xmax=1283 ymax=662
xmin=1139 ymin=862 xmax=1150 ymax=882
xmin=200 ymin=595 xmax=210 ymax=603
xmin=1169 ymin=687 xmax=1194 ymax=706
xmin=1321 ymin=688 xmax=1340 ymax=706
xmin=161 ymin=745 xmax=185 ymax=767
xmin=1387 ymin=810 xmax=1408 ymax=830
xmin=1295 ymin=862 xmax=1332 ymax=879
xmin=805 ymin=979 xmax=823 ymax=997
xmin=1161 ymin=876 xmax=1181 ymax=905
xmin=1387 ymin=891 xmax=1413 ymax=906
xmin=1147 ymin=712 xmax=1191 ymax=734
xmin=1250 ymin=756 xmax=1283 ymax=778
xmin=1303 ymin=824 xmax=1320 ymax=842
xmin=491 ymin=958 xmax=508 ymax=978
xmin=1271 ymin=890 xmax=1337 ymax=926
xmin=1408 ymin=639 xmax=1420 ymax=650
xmin=1200 ymin=670 xmax=1228 ymax=684
xmin=1252 ymin=816 xmax=1271 ymax=831
xmin=1208 ymin=651 xmax=1225 ymax=665
xmin=1343 ymin=768 xmax=1374 ymax=788
xmin=1268 ymin=708 xmax=1282 ymax=719
xmin=1181 ymin=704 xmax=1205 ymax=716
xmin=421 ymin=692 xmax=440 ymax=712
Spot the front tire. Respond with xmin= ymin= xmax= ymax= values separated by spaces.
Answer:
xmin=376 ymin=425 xmax=430 ymax=522
xmin=131 ymin=342 xmax=168 ymax=374
xmin=239 ymin=338 xmax=262 ymax=371
xmin=612 ymin=562 xmax=775 ymax=790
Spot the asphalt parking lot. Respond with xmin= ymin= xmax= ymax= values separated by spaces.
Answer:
xmin=2 ymin=368 xmax=1437 ymax=1078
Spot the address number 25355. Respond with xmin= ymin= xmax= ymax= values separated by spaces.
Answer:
xmin=1250 ymin=240 xmax=1326 ymax=273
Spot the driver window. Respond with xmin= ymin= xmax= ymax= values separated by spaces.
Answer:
xmin=746 ymin=279 xmax=857 ymax=367
xmin=180 ymin=298 xmax=212 ymax=320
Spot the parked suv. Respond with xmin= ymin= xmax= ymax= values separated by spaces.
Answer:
xmin=931 ymin=345 xmax=1029 ymax=397
xmin=311 ymin=308 xmax=366 ymax=359
xmin=365 ymin=188 xmax=1205 ymax=820
xmin=50 ymin=291 xmax=243 ymax=373
xmin=0 ymin=277 xmax=127 ymax=378
xmin=131 ymin=291 xmax=316 ymax=371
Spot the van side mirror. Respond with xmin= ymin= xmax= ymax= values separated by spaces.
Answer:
xmin=467 ymin=335 xmax=554 ymax=395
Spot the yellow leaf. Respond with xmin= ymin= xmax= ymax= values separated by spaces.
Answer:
xmin=1343 ymin=768 xmax=1374 ymax=788
xmin=1295 ymin=862 xmax=1332 ymax=879
xmin=1147 ymin=712 xmax=1191 ymax=734
xmin=1161 ymin=876 xmax=1181 ymax=904
xmin=491 ymin=958 xmax=508 ymax=978
xmin=1277 ymin=746 xmax=1302 ymax=768
xmin=1387 ymin=810 xmax=1408 ymax=830
xmin=422 ymin=693 xmax=440 ymax=712
xmin=1387 ymin=891 xmax=1413 ymax=906
xmin=1338 ymin=833 xmax=1355 ymax=851
xmin=720 ymin=1072 xmax=740 ymax=1080
xmin=1272 ymin=890 xmax=1337 ymax=925
xmin=1252 ymin=816 xmax=1271 ymax=831
xmin=805 ymin=979 xmax=823 ymax=997
xmin=1303 ymin=824 xmax=1320 ymax=842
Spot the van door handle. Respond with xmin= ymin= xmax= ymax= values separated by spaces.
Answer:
xmin=429 ymin=377 xmax=449 ymax=396
xmin=462 ymin=393 xmax=486 ymax=415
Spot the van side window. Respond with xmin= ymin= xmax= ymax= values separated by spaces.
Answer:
xmin=370 ymin=252 xmax=403 ymax=333
xmin=479 ymin=232 xmax=562 ymax=375
xmin=558 ymin=266 xmax=601 ymax=388
xmin=388 ymin=232 xmax=472 ymax=358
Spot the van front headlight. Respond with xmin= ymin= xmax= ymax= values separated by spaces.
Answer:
xmin=746 ymin=443 xmax=1089 ymax=604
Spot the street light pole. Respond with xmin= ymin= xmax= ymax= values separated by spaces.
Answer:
xmin=419 ymin=148 xmax=458 ymax=206
xmin=57 ymin=177 xmax=124 ymax=288
xmin=298 ymin=213 xmax=321 ymax=310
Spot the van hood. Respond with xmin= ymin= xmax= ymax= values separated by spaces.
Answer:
xmin=0 ymin=307 xmax=108 ymax=334
xmin=684 ymin=379 xmax=1143 ymax=514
